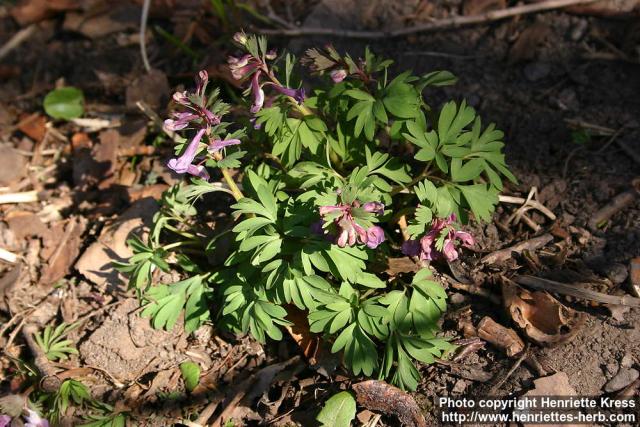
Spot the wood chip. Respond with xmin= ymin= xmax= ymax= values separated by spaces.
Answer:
xmin=353 ymin=380 xmax=427 ymax=427
xmin=477 ymin=316 xmax=525 ymax=357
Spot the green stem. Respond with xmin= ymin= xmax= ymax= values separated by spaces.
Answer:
xmin=213 ymin=152 xmax=244 ymax=201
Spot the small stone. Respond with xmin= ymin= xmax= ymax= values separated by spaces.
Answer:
xmin=604 ymin=368 xmax=639 ymax=393
xmin=451 ymin=379 xmax=468 ymax=395
xmin=621 ymin=353 xmax=635 ymax=369
xmin=605 ymin=263 xmax=629 ymax=285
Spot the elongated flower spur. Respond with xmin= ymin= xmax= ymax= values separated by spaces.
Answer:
xmin=402 ymin=214 xmax=474 ymax=262
xmin=316 ymin=201 xmax=385 ymax=249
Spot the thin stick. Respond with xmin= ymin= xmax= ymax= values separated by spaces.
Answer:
xmin=481 ymin=234 xmax=553 ymax=265
xmin=514 ymin=275 xmax=640 ymax=307
xmin=489 ymin=343 xmax=530 ymax=394
xmin=140 ymin=0 xmax=152 ymax=72
xmin=0 ymin=248 xmax=18 ymax=263
xmin=0 ymin=24 xmax=36 ymax=61
xmin=0 ymin=191 xmax=39 ymax=204
xmin=22 ymin=324 xmax=62 ymax=392
xmin=258 ymin=0 xmax=598 ymax=38
xmin=588 ymin=188 xmax=638 ymax=230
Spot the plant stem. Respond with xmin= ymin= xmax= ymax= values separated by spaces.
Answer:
xmin=213 ymin=152 xmax=244 ymax=201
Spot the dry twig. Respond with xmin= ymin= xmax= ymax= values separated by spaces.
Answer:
xmin=481 ymin=234 xmax=553 ymax=265
xmin=588 ymin=186 xmax=639 ymax=230
xmin=514 ymin=275 xmax=640 ymax=307
xmin=0 ymin=24 xmax=36 ymax=61
xmin=22 ymin=324 xmax=61 ymax=392
xmin=258 ymin=0 xmax=598 ymax=38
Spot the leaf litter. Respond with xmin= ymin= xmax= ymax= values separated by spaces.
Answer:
xmin=1 ymin=0 xmax=640 ymax=425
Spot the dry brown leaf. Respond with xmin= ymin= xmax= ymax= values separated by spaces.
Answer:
xmin=40 ymin=216 xmax=86 ymax=286
xmin=75 ymin=198 xmax=158 ymax=287
xmin=384 ymin=256 xmax=421 ymax=277
xmin=502 ymin=277 xmax=586 ymax=346
xmin=17 ymin=113 xmax=47 ymax=142
xmin=353 ymin=380 xmax=427 ymax=427
xmin=463 ymin=0 xmax=506 ymax=15
xmin=285 ymin=305 xmax=338 ymax=377
xmin=0 ymin=145 xmax=26 ymax=186
xmin=5 ymin=211 xmax=49 ymax=240
xmin=509 ymin=22 xmax=552 ymax=63
xmin=10 ymin=0 xmax=80 ymax=25
xmin=126 ymin=69 xmax=170 ymax=110
xmin=63 ymin=4 xmax=139 ymax=39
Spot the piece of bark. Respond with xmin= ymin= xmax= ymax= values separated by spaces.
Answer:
xmin=477 ymin=316 xmax=525 ymax=357
xmin=353 ymin=380 xmax=427 ymax=427
xmin=481 ymin=234 xmax=553 ymax=265
xmin=588 ymin=189 xmax=638 ymax=230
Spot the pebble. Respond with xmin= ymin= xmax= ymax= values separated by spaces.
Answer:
xmin=604 ymin=368 xmax=639 ymax=393
xmin=621 ymin=353 xmax=635 ymax=369
xmin=605 ymin=263 xmax=629 ymax=285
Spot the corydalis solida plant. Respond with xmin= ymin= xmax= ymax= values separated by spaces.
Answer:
xmin=117 ymin=33 xmax=516 ymax=391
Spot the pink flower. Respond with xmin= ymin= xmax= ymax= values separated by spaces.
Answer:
xmin=250 ymin=71 xmax=265 ymax=113
xmin=365 ymin=226 xmax=385 ymax=249
xmin=330 ymin=69 xmax=347 ymax=83
xmin=24 ymin=410 xmax=49 ymax=427
xmin=402 ymin=214 xmax=474 ymax=261
xmin=0 ymin=415 xmax=11 ymax=427
xmin=317 ymin=200 xmax=385 ymax=249
xmin=167 ymin=128 xmax=210 ymax=180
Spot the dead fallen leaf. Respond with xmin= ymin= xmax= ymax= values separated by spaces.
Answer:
xmin=0 ymin=145 xmax=26 ymax=186
xmin=285 ymin=306 xmax=338 ymax=377
xmin=463 ymin=0 xmax=506 ymax=15
xmin=502 ymin=277 xmax=586 ymax=346
xmin=213 ymin=357 xmax=302 ymax=427
xmin=40 ymin=216 xmax=86 ymax=286
xmin=95 ymin=129 xmax=120 ymax=190
xmin=10 ymin=0 xmax=80 ymax=25
xmin=565 ymin=0 xmax=640 ymax=16
xmin=126 ymin=69 xmax=170 ymax=110
xmin=5 ymin=211 xmax=49 ymax=240
xmin=477 ymin=316 xmax=525 ymax=357
xmin=509 ymin=22 xmax=552 ymax=63
xmin=384 ymin=256 xmax=421 ymax=277
xmin=75 ymin=197 xmax=158 ymax=287
xmin=352 ymin=380 xmax=427 ymax=427
xmin=63 ymin=4 xmax=139 ymax=39
xmin=17 ymin=113 xmax=46 ymax=142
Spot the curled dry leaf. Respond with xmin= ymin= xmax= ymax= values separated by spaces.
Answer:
xmin=501 ymin=277 xmax=586 ymax=346
xmin=352 ymin=380 xmax=427 ymax=427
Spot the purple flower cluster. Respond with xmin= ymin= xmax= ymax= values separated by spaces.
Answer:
xmin=316 ymin=201 xmax=385 ymax=249
xmin=402 ymin=214 xmax=474 ymax=262
xmin=164 ymin=70 xmax=241 ymax=180
xmin=228 ymin=33 xmax=305 ymax=115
